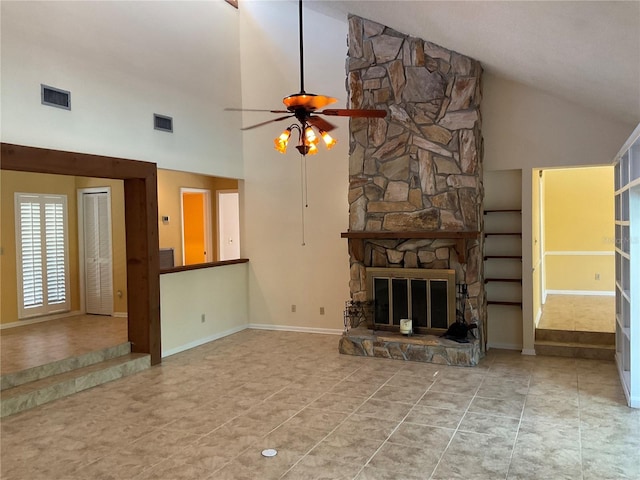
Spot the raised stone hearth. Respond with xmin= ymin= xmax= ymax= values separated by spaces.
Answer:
xmin=339 ymin=327 xmax=480 ymax=366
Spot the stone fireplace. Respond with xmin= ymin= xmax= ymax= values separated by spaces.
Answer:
xmin=339 ymin=15 xmax=486 ymax=365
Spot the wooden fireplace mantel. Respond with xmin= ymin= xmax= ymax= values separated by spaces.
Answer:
xmin=340 ymin=231 xmax=480 ymax=263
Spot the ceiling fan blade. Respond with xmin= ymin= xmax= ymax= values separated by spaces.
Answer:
xmin=320 ymin=109 xmax=387 ymax=118
xmin=307 ymin=116 xmax=337 ymax=132
xmin=283 ymin=93 xmax=338 ymax=111
xmin=225 ymin=108 xmax=290 ymax=114
xmin=241 ymin=115 xmax=294 ymax=131
xmin=306 ymin=95 xmax=338 ymax=111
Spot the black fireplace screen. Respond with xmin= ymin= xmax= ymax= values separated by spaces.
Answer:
xmin=373 ymin=276 xmax=450 ymax=329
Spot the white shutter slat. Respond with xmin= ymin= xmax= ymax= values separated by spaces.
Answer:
xmin=19 ymin=202 xmax=44 ymax=309
xmin=15 ymin=193 xmax=69 ymax=318
xmin=45 ymin=202 xmax=67 ymax=304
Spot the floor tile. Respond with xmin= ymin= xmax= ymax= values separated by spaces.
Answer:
xmin=468 ymin=395 xmax=525 ymax=419
xmin=537 ymin=294 xmax=614 ymax=332
xmin=354 ymin=465 xmax=425 ymax=480
xmin=1 ymin=328 xmax=638 ymax=480
xmin=388 ymin=422 xmax=453 ymax=449
xmin=310 ymin=432 xmax=383 ymax=465
xmin=283 ymin=407 xmax=348 ymax=434
xmin=458 ymin=411 xmax=520 ymax=439
xmin=417 ymin=390 xmax=473 ymax=411
xmin=581 ymin=447 xmax=640 ymax=480
xmin=210 ymin=447 xmax=302 ymax=480
xmin=280 ymin=452 xmax=363 ymax=480
xmin=371 ymin=384 xmax=426 ymax=404
xmin=354 ymin=398 xmax=413 ymax=422
xmin=403 ymin=404 xmax=464 ymax=429
xmin=368 ymin=442 xmax=440 ymax=478
xmin=331 ymin=414 xmax=399 ymax=442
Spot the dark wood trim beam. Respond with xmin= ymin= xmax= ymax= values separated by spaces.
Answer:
xmin=1 ymin=143 xmax=154 ymax=179
xmin=160 ymin=258 xmax=249 ymax=274
xmin=124 ymin=176 xmax=161 ymax=365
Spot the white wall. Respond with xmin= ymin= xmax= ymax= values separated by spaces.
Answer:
xmin=3 ymin=0 xmax=637 ymax=354
xmin=239 ymin=1 xmax=350 ymax=331
xmin=482 ymin=73 xmax=635 ymax=352
xmin=0 ymin=1 xmax=243 ymax=179
xmin=160 ymin=263 xmax=249 ymax=357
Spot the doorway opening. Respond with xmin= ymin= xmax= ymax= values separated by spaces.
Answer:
xmin=2 ymin=143 xmax=161 ymax=365
xmin=535 ymin=166 xmax=615 ymax=334
xmin=181 ymin=188 xmax=212 ymax=265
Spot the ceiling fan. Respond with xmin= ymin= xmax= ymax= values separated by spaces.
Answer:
xmin=227 ymin=0 xmax=386 ymax=155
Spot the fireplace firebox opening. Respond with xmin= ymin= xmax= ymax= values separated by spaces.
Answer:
xmin=366 ymin=268 xmax=455 ymax=334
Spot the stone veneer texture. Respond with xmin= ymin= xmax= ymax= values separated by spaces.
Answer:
xmin=346 ymin=15 xmax=486 ymax=347
xmin=340 ymin=328 xmax=481 ymax=366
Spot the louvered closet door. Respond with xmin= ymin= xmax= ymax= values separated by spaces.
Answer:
xmin=83 ymin=193 xmax=113 ymax=315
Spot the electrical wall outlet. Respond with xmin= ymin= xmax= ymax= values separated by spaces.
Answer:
xmin=201 ymin=314 xmax=206 ymax=323
xmin=320 ymin=307 xmax=325 ymax=315
xmin=291 ymin=304 xmax=296 ymax=313
xmin=595 ymin=273 xmax=600 ymax=280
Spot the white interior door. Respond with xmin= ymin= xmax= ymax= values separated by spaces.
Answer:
xmin=83 ymin=191 xmax=113 ymax=315
xmin=218 ymin=190 xmax=240 ymax=260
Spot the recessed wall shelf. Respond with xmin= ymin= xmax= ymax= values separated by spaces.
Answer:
xmin=483 ymin=210 xmax=523 ymax=309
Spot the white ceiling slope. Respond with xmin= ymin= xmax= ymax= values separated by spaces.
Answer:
xmin=308 ymin=0 xmax=640 ymax=127
xmin=2 ymin=1 xmax=638 ymax=127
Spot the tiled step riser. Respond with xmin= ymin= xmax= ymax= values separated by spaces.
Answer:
xmin=1 ymin=342 xmax=131 ymax=391
xmin=1 ymin=355 xmax=150 ymax=418
xmin=535 ymin=344 xmax=615 ymax=361
xmin=535 ymin=329 xmax=614 ymax=345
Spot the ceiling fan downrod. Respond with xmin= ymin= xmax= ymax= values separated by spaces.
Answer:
xmin=298 ymin=0 xmax=305 ymax=94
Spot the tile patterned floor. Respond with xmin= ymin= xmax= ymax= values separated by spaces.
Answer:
xmin=0 ymin=315 xmax=128 ymax=375
xmin=2 ymin=329 xmax=638 ymax=479
xmin=537 ymin=295 xmax=615 ymax=333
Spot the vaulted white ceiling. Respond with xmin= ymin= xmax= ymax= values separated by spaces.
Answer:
xmin=3 ymin=0 xmax=639 ymax=128
xmin=309 ymin=0 xmax=640 ymax=127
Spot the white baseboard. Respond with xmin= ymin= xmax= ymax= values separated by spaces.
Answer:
xmin=249 ymin=323 xmax=343 ymax=336
xmin=487 ymin=342 xmax=523 ymax=351
xmin=112 ymin=312 xmax=128 ymax=318
xmin=0 ymin=310 xmax=83 ymax=329
xmin=162 ymin=324 xmax=248 ymax=358
xmin=521 ymin=348 xmax=537 ymax=356
xmin=545 ymin=290 xmax=615 ymax=296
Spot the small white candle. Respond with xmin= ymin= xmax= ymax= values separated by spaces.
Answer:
xmin=400 ymin=318 xmax=412 ymax=335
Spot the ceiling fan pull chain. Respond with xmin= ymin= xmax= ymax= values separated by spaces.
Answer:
xmin=304 ymin=154 xmax=309 ymax=208
xmin=301 ymin=154 xmax=306 ymax=246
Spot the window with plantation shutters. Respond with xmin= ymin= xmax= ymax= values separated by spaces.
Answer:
xmin=15 ymin=193 xmax=70 ymax=318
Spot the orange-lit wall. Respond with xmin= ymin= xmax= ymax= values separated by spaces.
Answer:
xmin=157 ymin=169 xmax=238 ymax=266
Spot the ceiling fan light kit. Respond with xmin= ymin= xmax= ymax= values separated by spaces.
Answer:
xmin=274 ymin=122 xmax=336 ymax=155
xmin=232 ymin=0 xmax=386 ymax=156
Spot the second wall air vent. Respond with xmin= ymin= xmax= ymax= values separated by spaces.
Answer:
xmin=154 ymin=114 xmax=173 ymax=133
xmin=41 ymin=84 xmax=71 ymax=110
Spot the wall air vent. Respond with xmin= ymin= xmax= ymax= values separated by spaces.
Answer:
xmin=41 ymin=84 xmax=71 ymax=110
xmin=154 ymin=114 xmax=173 ymax=133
